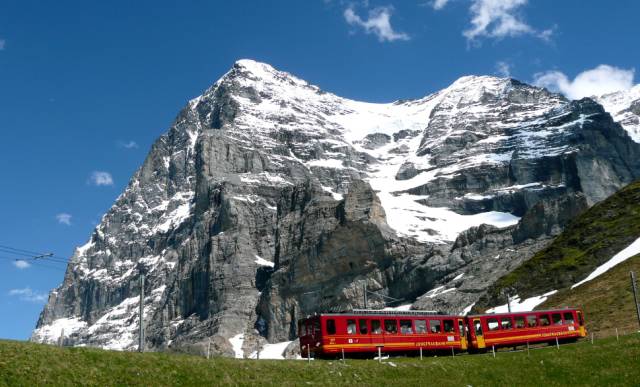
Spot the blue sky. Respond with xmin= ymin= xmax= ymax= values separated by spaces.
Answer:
xmin=0 ymin=0 xmax=638 ymax=340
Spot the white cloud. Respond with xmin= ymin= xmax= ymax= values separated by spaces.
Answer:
xmin=533 ymin=65 xmax=635 ymax=100
xmin=56 ymin=213 xmax=72 ymax=226
xmin=431 ymin=0 xmax=451 ymax=10
xmin=463 ymin=0 xmax=551 ymax=43
xmin=495 ymin=61 xmax=511 ymax=77
xmin=344 ymin=6 xmax=410 ymax=42
xmin=89 ymin=171 xmax=114 ymax=186
xmin=0 ymin=39 xmax=5 ymax=50
xmin=13 ymin=260 xmax=31 ymax=270
xmin=118 ymin=140 xmax=138 ymax=149
xmin=8 ymin=288 xmax=48 ymax=303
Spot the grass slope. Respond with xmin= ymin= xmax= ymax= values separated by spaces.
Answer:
xmin=482 ymin=180 xmax=640 ymax=307
xmin=540 ymin=254 xmax=640 ymax=336
xmin=1 ymin=336 xmax=640 ymax=386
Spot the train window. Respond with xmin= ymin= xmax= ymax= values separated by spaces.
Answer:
xmin=400 ymin=320 xmax=413 ymax=334
xmin=347 ymin=319 xmax=357 ymax=334
xmin=443 ymin=319 xmax=455 ymax=333
xmin=539 ymin=314 xmax=550 ymax=326
xmin=326 ymin=319 xmax=336 ymax=335
xmin=563 ymin=312 xmax=575 ymax=324
xmin=384 ymin=319 xmax=398 ymax=334
xmin=302 ymin=323 xmax=308 ymax=336
xmin=552 ymin=313 xmax=562 ymax=325
xmin=430 ymin=319 xmax=442 ymax=333
xmin=359 ymin=319 xmax=368 ymax=334
xmin=487 ymin=318 xmax=500 ymax=331
xmin=526 ymin=315 xmax=537 ymax=327
xmin=371 ymin=320 xmax=382 ymax=334
xmin=415 ymin=320 xmax=427 ymax=333
xmin=501 ymin=317 xmax=513 ymax=330
xmin=577 ymin=312 xmax=584 ymax=326
xmin=458 ymin=320 xmax=465 ymax=337
xmin=515 ymin=316 xmax=525 ymax=329
xmin=474 ymin=320 xmax=483 ymax=336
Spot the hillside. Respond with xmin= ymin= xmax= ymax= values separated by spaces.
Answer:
xmin=481 ymin=179 xmax=640 ymax=309
xmin=1 ymin=336 xmax=639 ymax=386
xmin=540 ymin=254 xmax=640 ymax=336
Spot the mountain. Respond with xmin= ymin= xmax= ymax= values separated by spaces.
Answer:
xmin=595 ymin=85 xmax=640 ymax=143
xmin=32 ymin=60 xmax=640 ymax=356
xmin=478 ymin=179 xmax=640 ymax=324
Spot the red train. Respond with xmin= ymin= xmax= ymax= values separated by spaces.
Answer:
xmin=298 ymin=308 xmax=586 ymax=357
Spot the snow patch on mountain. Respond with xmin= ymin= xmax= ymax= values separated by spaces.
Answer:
xmin=572 ymin=236 xmax=640 ymax=289
xmin=596 ymin=84 xmax=640 ymax=143
xmin=485 ymin=290 xmax=558 ymax=313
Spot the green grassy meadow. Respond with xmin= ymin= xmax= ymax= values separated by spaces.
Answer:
xmin=1 ymin=333 xmax=639 ymax=386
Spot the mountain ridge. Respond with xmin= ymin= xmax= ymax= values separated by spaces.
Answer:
xmin=31 ymin=59 xmax=640 ymax=356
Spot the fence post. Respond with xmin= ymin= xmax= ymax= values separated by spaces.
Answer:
xmin=591 ymin=332 xmax=594 ymax=344
xmin=631 ymin=272 xmax=640 ymax=329
xmin=555 ymin=337 xmax=559 ymax=350
xmin=492 ymin=345 xmax=496 ymax=358
xmin=307 ymin=345 xmax=311 ymax=363
xmin=451 ymin=346 xmax=455 ymax=357
xmin=526 ymin=341 xmax=530 ymax=356
xmin=58 ymin=328 xmax=65 ymax=348
xmin=616 ymin=328 xmax=619 ymax=341
xmin=419 ymin=347 xmax=423 ymax=360
xmin=378 ymin=347 xmax=382 ymax=363
xmin=341 ymin=348 xmax=345 ymax=361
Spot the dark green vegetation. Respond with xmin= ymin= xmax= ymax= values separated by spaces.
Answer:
xmin=482 ymin=179 xmax=640 ymax=309
xmin=541 ymin=254 xmax=640 ymax=336
xmin=1 ymin=335 xmax=639 ymax=386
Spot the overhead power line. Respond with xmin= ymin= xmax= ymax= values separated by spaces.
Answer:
xmin=0 ymin=243 xmax=71 ymax=265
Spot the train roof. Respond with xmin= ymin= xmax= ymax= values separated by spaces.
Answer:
xmin=303 ymin=309 xmax=461 ymax=318
xmin=467 ymin=307 xmax=581 ymax=318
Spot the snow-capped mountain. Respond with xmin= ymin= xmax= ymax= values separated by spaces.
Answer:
xmin=32 ymin=60 xmax=640 ymax=356
xmin=595 ymin=84 xmax=640 ymax=143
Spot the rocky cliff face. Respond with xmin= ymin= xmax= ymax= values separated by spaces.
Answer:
xmin=32 ymin=60 xmax=640 ymax=356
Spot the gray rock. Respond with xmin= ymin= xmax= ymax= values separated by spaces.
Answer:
xmin=31 ymin=60 xmax=640 ymax=357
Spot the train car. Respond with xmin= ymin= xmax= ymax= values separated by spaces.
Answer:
xmin=465 ymin=308 xmax=587 ymax=351
xmin=298 ymin=309 xmax=468 ymax=358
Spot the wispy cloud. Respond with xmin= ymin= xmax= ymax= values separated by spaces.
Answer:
xmin=0 ymin=39 xmax=5 ymax=51
xmin=533 ymin=65 xmax=635 ymax=100
xmin=13 ymin=260 xmax=31 ymax=270
xmin=495 ymin=61 xmax=511 ymax=77
xmin=8 ymin=288 xmax=48 ymax=303
xmin=118 ymin=140 xmax=139 ymax=149
xmin=460 ymin=0 xmax=552 ymax=44
xmin=56 ymin=213 xmax=72 ymax=226
xmin=88 ymin=171 xmax=114 ymax=186
xmin=430 ymin=0 xmax=451 ymax=10
xmin=344 ymin=5 xmax=410 ymax=42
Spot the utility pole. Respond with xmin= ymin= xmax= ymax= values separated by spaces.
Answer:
xmin=139 ymin=270 xmax=145 ymax=353
xmin=363 ymin=283 xmax=368 ymax=309
xmin=631 ymin=271 xmax=640 ymax=329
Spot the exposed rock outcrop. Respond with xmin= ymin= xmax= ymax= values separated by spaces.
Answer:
xmin=32 ymin=60 xmax=640 ymax=357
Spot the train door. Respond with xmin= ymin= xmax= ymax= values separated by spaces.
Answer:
xmin=473 ymin=318 xmax=485 ymax=349
xmin=577 ymin=310 xmax=586 ymax=337
xmin=458 ymin=319 xmax=467 ymax=350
